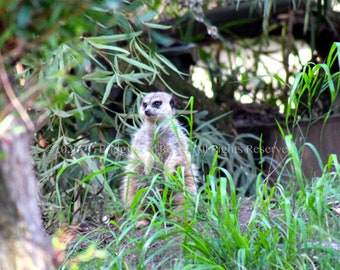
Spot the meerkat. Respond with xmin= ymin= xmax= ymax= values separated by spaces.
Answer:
xmin=120 ymin=92 xmax=198 ymax=227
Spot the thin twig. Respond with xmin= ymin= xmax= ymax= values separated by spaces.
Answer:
xmin=0 ymin=52 xmax=35 ymax=132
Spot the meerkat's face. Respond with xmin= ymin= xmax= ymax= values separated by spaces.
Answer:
xmin=139 ymin=92 xmax=175 ymax=122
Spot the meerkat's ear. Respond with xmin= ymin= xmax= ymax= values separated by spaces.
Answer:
xmin=169 ymin=98 xmax=175 ymax=108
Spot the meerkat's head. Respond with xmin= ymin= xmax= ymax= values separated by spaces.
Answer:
xmin=139 ymin=92 xmax=175 ymax=123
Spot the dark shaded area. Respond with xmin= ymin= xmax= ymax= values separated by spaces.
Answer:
xmin=163 ymin=0 xmax=340 ymax=61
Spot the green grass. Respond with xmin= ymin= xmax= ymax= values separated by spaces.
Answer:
xmin=57 ymin=152 xmax=340 ymax=269
xmin=55 ymin=131 xmax=340 ymax=269
xmin=40 ymin=43 xmax=340 ymax=269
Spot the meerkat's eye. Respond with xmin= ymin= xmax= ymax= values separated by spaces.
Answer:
xmin=142 ymin=102 xmax=147 ymax=109
xmin=152 ymin=101 xmax=162 ymax=108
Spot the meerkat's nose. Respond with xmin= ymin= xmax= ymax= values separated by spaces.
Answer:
xmin=145 ymin=109 xmax=151 ymax=116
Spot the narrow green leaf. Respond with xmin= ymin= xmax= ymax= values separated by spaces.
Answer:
xmin=117 ymin=54 xmax=157 ymax=73
xmin=82 ymin=70 xmax=113 ymax=83
xmin=134 ymin=41 xmax=166 ymax=71
xmin=103 ymin=74 xmax=117 ymax=104
xmin=142 ymin=21 xmax=172 ymax=29
xmin=87 ymin=40 xmax=130 ymax=54
xmin=85 ymin=31 xmax=143 ymax=44
xmin=139 ymin=10 xmax=158 ymax=22
xmin=156 ymin=53 xmax=186 ymax=75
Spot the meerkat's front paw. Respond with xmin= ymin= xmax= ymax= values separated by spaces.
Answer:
xmin=136 ymin=218 xmax=150 ymax=228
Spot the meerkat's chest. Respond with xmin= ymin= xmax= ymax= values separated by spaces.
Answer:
xmin=151 ymin=131 xmax=175 ymax=161
xmin=136 ymin=124 xmax=184 ymax=162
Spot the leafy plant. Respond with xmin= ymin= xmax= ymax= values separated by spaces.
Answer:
xmin=56 ymin=43 xmax=340 ymax=269
xmin=287 ymin=42 xmax=340 ymax=123
xmin=3 ymin=0 xmax=339 ymax=269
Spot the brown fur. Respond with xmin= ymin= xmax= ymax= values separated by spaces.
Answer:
xmin=120 ymin=92 xmax=198 ymax=227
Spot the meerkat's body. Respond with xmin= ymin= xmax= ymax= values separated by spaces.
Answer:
xmin=120 ymin=92 xmax=198 ymax=227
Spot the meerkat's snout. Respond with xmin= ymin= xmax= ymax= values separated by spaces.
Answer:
xmin=144 ymin=108 xmax=152 ymax=117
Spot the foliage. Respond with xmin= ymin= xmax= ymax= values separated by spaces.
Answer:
xmin=1 ymin=0 xmax=340 ymax=269
xmin=287 ymin=42 xmax=340 ymax=122
xmin=180 ymin=1 xmax=340 ymax=114
xmin=14 ymin=0 xmax=261 ymax=231
xmin=57 ymin=44 xmax=340 ymax=270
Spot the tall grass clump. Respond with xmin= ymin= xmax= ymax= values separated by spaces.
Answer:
xmin=182 ymin=96 xmax=260 ymax=196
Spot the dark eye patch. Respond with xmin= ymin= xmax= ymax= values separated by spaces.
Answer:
xmin=152 ymin=101 xmax=162 ymax=108
xmin=169 ymin=99 xmax=174 ymax=108
xmin=143 ymin=102 xmax=147 ymax=109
